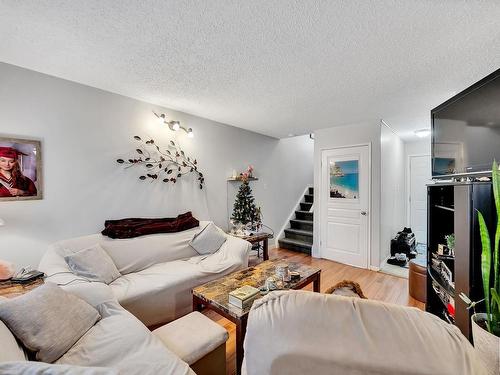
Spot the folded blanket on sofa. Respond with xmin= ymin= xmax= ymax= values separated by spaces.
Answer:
xmin=101 ymin=212 xmax=199 ymax=239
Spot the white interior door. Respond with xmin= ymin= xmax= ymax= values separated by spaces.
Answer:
xmin=409 ymin=155 xmax=431 ymax=244
xmin=320 ymin=145 xmax=370 ymax=268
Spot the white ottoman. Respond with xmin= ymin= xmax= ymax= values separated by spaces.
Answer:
xmin=153 ymin=312 xmax=228 ymax=375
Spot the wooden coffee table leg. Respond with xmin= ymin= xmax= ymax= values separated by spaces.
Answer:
xmin=192 ymin=295 xmax=204 ymax=311
xmin=313 ymin=273 xmax=321 ymax=292
xmin=263 ymin=238 xmax=269 ymax=261
xmin=235 ymin=316 xmax=248 ymax=375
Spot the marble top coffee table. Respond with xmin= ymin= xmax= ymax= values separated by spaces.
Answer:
xmin=192 ymin=259 xmax=321 ymax=375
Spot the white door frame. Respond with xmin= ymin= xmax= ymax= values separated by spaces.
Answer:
xmin=406 ymin=153 xmax=430 ymax=227
xmin=318 ymin=143 xmax=371 ymax=268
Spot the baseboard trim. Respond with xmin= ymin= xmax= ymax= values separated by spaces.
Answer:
xmin=379 ymin=254 xmax=391 ymax=270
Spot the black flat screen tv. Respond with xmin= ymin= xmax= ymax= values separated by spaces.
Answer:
xmin=432 ymin=68 xmax=500 ymax=179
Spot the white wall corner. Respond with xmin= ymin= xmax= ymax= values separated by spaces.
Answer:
xmin=380 ymin=120 xmax=405 ymax=268
xmin=379 ymin=253 xmax=391 ymax=270
xmin=311 ymin=242 xmax=320 ymax=258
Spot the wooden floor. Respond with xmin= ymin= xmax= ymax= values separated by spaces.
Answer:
xmin=202 ymin=247 xmax=424 ymax=375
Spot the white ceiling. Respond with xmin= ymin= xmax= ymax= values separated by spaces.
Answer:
xmin=1 ymin=1 xmax=499 ymax=140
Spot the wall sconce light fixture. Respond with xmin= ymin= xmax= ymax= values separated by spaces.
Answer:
xmin=154 ymin=112 xmax=194 ymax=138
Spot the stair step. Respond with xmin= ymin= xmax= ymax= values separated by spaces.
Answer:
xmin=308 ymin=187 xmax=314 ymax=195
xmin=300 ymin=202 xmax=312 ymax=211
xmin=304 ymin=194 xmax=314 ymax=203
xmin=285 ymin=228 xmax=313 ymax=236
xmin=290 ymin=219 xmax=313 ymax=231
xmin=278 ymin=238 xmax=312 ymax=254
xmin=284 ymin=228 xmax=313 ymax=244
xmin=295 ymin=210 xmax=313 ymax=221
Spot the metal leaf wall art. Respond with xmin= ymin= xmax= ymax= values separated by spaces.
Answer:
xmin=117 ymin=136 xmax=205 ymax=189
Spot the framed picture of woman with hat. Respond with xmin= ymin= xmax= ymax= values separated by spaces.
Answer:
xmin=0 ymin=137 xmax=42 ymax=201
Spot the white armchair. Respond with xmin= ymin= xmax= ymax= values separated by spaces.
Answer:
xmin=242 ymin=290 xmax=486 ymax=375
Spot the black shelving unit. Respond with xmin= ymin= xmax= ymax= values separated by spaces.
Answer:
xmin=427 ymin=182 xmax=493 ymax=340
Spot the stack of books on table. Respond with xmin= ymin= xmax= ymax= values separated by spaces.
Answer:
xmin=228 ymin=285 xmax=260 ymax=309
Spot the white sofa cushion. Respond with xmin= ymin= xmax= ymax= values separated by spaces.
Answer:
xmin=64 ymin=244 xmax=121 ymax=284
xmin=243 ymin=291 xmax=486 ymax=375
xmin=110 ymin=260 xmax=204 ymax=325
xmin=153 ymin=311 xmax=228 ymax=365
xmin=0 ymin=321 xmax=26 ymax=362
xmin=189 ymin=222 xmax=227 ymax=255
xmin=192 ymin=234 xmax=250 ymax=273
xmin=56 ymin=284 xmax=195 ymax=375
xmin=0 ymin=361 xmax=119 ymax=375
xmin=64 ymin=283 xmax=116 ymax=307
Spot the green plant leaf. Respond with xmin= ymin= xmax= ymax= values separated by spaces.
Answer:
xmin=492 ymin=288 xmax=500 ymax=310
xmin=492 ymin=288 xmax=500 ymax=336
xmin=493 ymin=160 xmax=500 ymax=292
xmin=478 ymin=209 xmax=492 ymax=333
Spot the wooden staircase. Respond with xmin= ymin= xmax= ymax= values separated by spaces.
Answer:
xmin=278 ymin=187 xmax=313 ymax=255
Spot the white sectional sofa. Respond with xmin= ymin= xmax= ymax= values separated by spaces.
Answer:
xmin=0 ymin=283 xmax=195 ymax=375
xmin=39 ymin=221 xmax=251 ymax=327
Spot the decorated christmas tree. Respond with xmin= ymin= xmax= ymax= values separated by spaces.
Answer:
xmin=231 ymin=181 xmax=260 ymax=229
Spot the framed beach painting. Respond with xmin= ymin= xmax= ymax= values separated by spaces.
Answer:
xmin=329 ymin=159 xmax=359 ymax=200
xmin=0 ymin=137 xmax=42 ymax=201
xmin=433 ymin=157 xmax=456 ymax=176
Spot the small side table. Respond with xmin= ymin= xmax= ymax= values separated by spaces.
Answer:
xmin=0 ymin=278 xmax=44 ymax=299
xmin=232 ymin=232 xmax=273 ymax=260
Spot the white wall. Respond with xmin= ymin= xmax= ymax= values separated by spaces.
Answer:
xmin=313 ymin=121 xmax=381 ymax=269
xmin=405 ymin=139 xmax=431 ymax=158
xmin=0 ymin=62 xmax=313 ymax=267
xmin=404 ymin=138 xmax=431 ymax=227
xmin=380 ymin=122 xmax=406 ymax=265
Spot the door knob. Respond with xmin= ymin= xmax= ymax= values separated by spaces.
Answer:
xmin=361 ymin=211 xmax=367 ymax=216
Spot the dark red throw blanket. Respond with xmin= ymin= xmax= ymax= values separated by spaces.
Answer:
xmin=101 ymin=212 xmax=199 ymax=239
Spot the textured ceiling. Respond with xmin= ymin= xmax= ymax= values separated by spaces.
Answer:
xmin=1 ymin=1 xmax=499 ymax=140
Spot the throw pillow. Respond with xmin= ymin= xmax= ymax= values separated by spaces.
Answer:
xmin=64 ymin=244 xmax=121 ymax=284
xmin=0 ymin=283 xmax=100 ymax=363
xmin=189 ymin=222 xmax=227 ymax=255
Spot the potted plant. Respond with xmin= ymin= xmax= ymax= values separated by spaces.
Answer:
xmin=445 ymin=233 xmax=455 ymax=256
xmin=462 ymin=161 xmax=500 ymax=374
